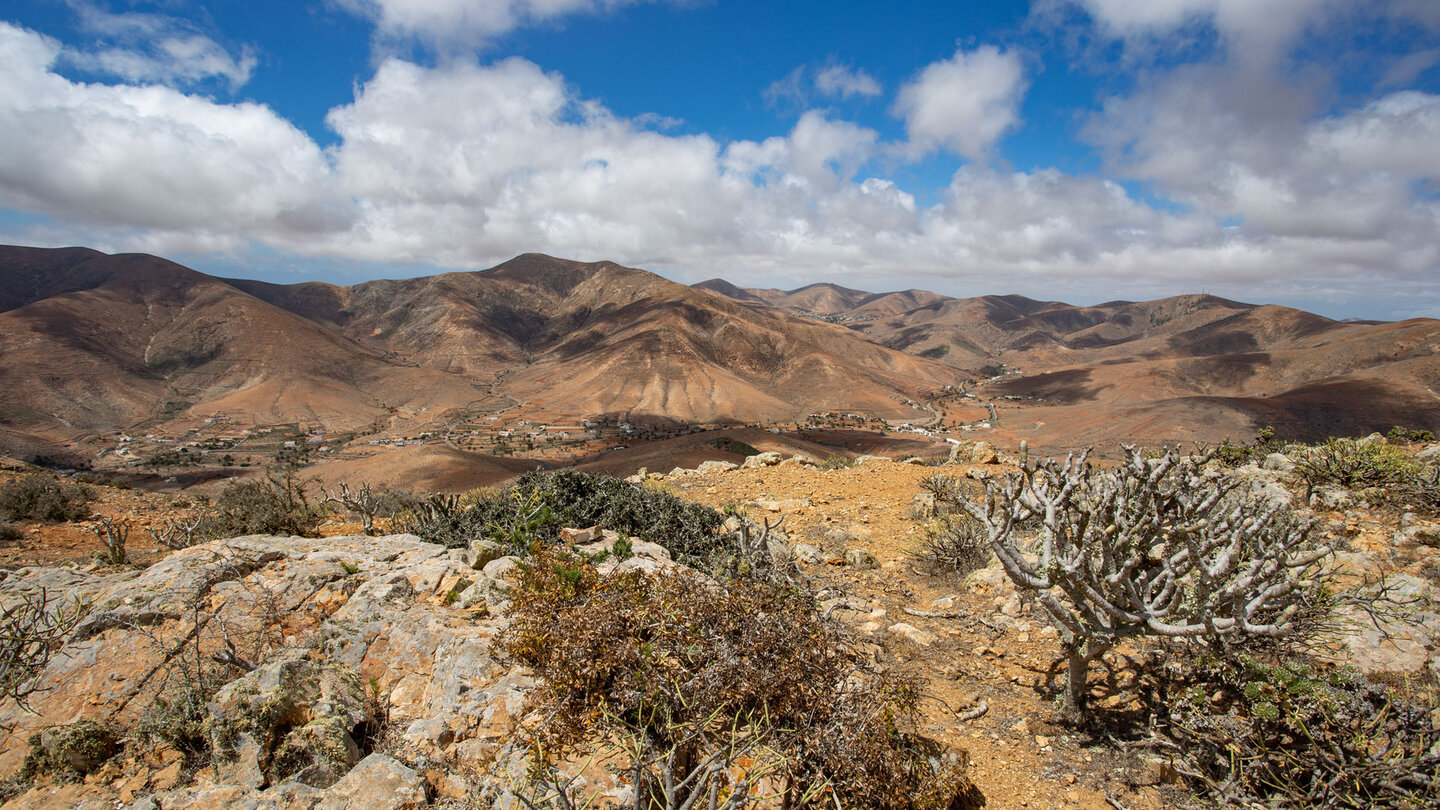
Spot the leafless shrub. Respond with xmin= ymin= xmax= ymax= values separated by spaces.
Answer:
xmin=500 ymin=545 xmax=977 ymax=809
xmin=147 ymin=516 xmax=203 ymax=550
xmin=323 ymin=481 xmax=386 ymax=535
xmin=89 ymin=514 xmax=131 ymax=565
xmin=913 ymin=508 xmax=991 ymax=577
xmin=924 ymin=446 xmax=1329 ymax=722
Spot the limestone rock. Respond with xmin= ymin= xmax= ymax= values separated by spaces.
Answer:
xmin=888 ymin=623 xmax=937 ymax=646
xmin=741 ymin=452 xmax=784 ymax=468
xmin=852 ymin=455 xmax=891 ymax=465
xmin=695 ymin=460 xmax=738 ymax=473
xmin=843 ymin=547 xmax=878 ymax=569
xmin=792 ymin=544 xmax=825 ymax=564
xmin=208 ymin=657 xmax=371 ymax=789
xmin=1261 ymin=453 xmax=1296 ymax=472
xmin=463 ymin=539 xmax=507 ymax=570
xmin=315 ymin=753 xmax=427 ymax=810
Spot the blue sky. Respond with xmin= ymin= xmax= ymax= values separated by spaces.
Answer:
xmin=2 ymin=1 xmax=1439 ymax=320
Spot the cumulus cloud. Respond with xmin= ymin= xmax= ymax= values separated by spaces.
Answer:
xmin=892 ymin=45 xmax=1028 ymax=161
xmin=61 ymin=1 xmax=256 ymax=91
xmin=335 ymin=0 xmax=670 ymax=54
xmin=0 ymin=23 xmax=331 ymax=247
xmin=2 ymin=12 xmax=1438 ymax=319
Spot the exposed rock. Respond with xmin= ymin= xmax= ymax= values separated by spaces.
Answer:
xmin=852 ymin=455 xmax=891 ymax=465
xmin=1338 ymin=574 xmax=1439 ymax=678
xmin=780 ymin=454 xmax=820 ymax=468
xmin=0 ymin=534 xmax=537 ymax=807
xmin=741 ymin=452 xmax=784 ymax=468
xmin=208 ymin=657 xmax=371 ymax=789
xmin=695 ymin=460 xmax=738 ymax=473
xmin=1310 ymin=486 xmax=1354 ymax=510
xmin=753 ymin=497 xmax=810 ymax=513
xmin=792 ymin=544 xmax=825 ymax=564
xmin=1417 ymin=444 xmax=1440 ymax=463
xmin=888 ymin=623 xmax=937 ymax=646
xmin=843 ymin=547 xmax=878 ymax=569
xmin=315 ymin=753 xmax=427 ymax=810
xmin=962 ymin=562 xmax=1014 ymax=596
xmin=1393 ymin=525 xmax=1440 ymax=553
xmin=557 ymin=526 xmax=601 ymax=544
xmin=462 ymin=539 xmax=508 ymax=570
xmin=969 ymin=442 xmax=999 ymax=465
xmin=1261 ymin=453 xmax=1296 ymax=472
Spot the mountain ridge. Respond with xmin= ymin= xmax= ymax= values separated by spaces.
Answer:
xmin=1 ymin=244 xmax=1437 ymax=471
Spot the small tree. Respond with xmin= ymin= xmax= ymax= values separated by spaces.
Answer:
xmin=923 ymin=446 xmax=1328 ymax=722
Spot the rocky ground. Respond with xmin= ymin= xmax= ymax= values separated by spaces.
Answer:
xmin=0 ymin=443 xmax=1437 ymax=809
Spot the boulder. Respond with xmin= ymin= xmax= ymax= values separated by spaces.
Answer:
xmin=1261 ymin=453 xmax=1296 ymax=472
xmin=462 ymin=539 xmax=508 ymax=570
xmin=695 ymin=460 xmax=738 ymax=473
xmin=208 ymin=657 xmax=371 ymax=789
xmin=843 ymin=547 xmax=878 ymax=569
xmin=315 ymin=753 xmax=427 ymax=810
xmin=888 ymin=623 xmax=937 ymax=646
xmin=792 ymin=544 xmax=826 ymax=564
xmin=741 ymin=452 xmax=784 ymax=468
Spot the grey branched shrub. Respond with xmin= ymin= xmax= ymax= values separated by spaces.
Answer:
xmin=923 ymin=446 xmax=1328 ymax=722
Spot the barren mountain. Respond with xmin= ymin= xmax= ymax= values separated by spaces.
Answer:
xmin=0 ymin=247 xmax=954 ymax=464
xmin=699 ymin=282 xmax=1440 ymax=445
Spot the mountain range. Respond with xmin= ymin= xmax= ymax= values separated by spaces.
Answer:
xmin=2 ymin=244 xmax=1437 ymax=469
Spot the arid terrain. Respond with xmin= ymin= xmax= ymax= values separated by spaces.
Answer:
xmin=1 ymin=439 xmax=1437 ymax=809
xmin=2 ymin=245 xmax=1437 ymax=496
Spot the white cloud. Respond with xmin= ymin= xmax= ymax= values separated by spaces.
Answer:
xmin=0 ymin=23 xmax=331 ymax=244
xmin=765 ymin=62 xmax=882 ymax=111
xmin=892 ymin=45 xmax=1028 ymax=161
xmin=335 ymin=0 xmax=669 ymax=53
xmin=61 ymin=1 xmax=256 ymax=91
xmin=1067 ymin=0 xmax=1337 ymax=67
xmin=1 ymin=16 xmax=1437 ymax=320
xmin=814 ymin=63 xmax=882 ymax=99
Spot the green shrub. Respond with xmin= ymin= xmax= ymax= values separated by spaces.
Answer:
xmin=819 ymin=455 xmax=855 ymax=470
xmin=1150 ymin=651 xmax=1440 ymax=807
xmin=18 ymin=721 xmax=119 ymax=782
xmin=193 ymin=472 xmax=321 ymax=540
xmin=501 ymin=545 xmax=977 ymax=809
xmin=1387 ymin=425 xmax=1436 ymax=444
xmin=0 ymin=475 xmax=91 ymax=522
xmin=412 ymin=470 xmax=730 ymax=570
xmin=1296 ymin=437 xmax=1422 ymax=494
